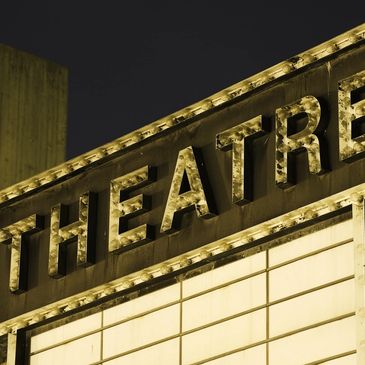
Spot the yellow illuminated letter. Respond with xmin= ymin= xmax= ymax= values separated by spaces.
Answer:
xmin=338 ymin=70 xmax=365 ymax=161
xmin=49 ymin=192 xmax=97 ymax=277
xmin=0 ymin=215 xmax=43 ymax=293
xmin=276 ymin=95 xmax=325 ymax=187
xmin=161 ymin=146 xmax=215 ymax=233
xmin=109 ymin=166 xmax=155 ymax=253
xmin=216 ymin=115 xmax=266 ymax=204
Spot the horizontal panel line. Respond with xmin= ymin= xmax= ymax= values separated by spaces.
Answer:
xmin=30 ymin=328 xmax=104 ymax=356
xmin=268 ymin=238 xmax=353 ymax=271
xmin=89 ymin=335 xmax=180 ymax=365
xmin=31 ymin=313 xmax=355 ymax=363
xmin=31 ymin=269 xmax=267 ymax=355
xmin=189 ymin=340 xmax=268 ymax=365
xmin=268 ymin=312 xmax=355 ymax=343
xmin=183 ymin=238 xmax=353 ymax=302
xmin=304 ymin=350 xmax=356 ymax=365
xmin=179 ymin=238 xmax=353 ymax=305
xmin=28 ymin=231 xmax=356 ymax=358
xmin=30 ymin=300 xmax=181 ymax=355
xmin=184 ymin=276 xmax=354 ymax=334
xmin=189 ymin=314 xmax=355 ymax=365
xmin=269 ymin=275 xmax=354 ymax=306
xmin=30 ymin=276 xmax=354 ymax=356
xmin=182 ymin=305 xmax=267 ymax=335
xmin=182 ymin=268 xmax=266 ymax=301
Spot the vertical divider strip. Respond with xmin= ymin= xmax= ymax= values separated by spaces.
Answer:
xmin=7 ymin=332 xmax=17 ymax=365
xmin=100 ymin=310 xmax=104 ymax=363
xmin=266 ymin=249 xmax=270 ymax=365
xmin=352 ymin=199 xmax=365 ymax=364
xmin=180 ymin=279 xmax=183 ymax=365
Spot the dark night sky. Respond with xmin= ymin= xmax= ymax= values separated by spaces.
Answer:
xmin=0 ymin=1 xmax=364 ymax=159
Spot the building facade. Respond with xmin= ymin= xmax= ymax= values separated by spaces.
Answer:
xmin=0 ymin=44 xmax=67 ymax=189
xmin=1 ymin=24 xmax=365 ymax=364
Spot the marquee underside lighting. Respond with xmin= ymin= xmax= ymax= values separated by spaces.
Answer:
xmin=0 ymin=183 xmax=363 ymax=336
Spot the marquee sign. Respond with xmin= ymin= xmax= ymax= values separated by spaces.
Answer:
xmin=1 ymin=25 xmax=365 ymax=324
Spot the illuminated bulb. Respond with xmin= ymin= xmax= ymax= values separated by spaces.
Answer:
xmin=282 ymin=62 xmax=294 ymax=74
xmin=174 ymin=115 xmax=186 ymax=123
xmin=261 ymin=73 xmax=273 ymax=84
xmin=351 ymin=192 xmax=364 ymax=204
xmin=249 ymin=80 xmax=259 ymax=90
xmin=274 ymin=223 xmax=285 ymax=232
xmin=117 ymin=280 xmax=134 ymax=290
xmin=326 ymin=43 xmax=339 ymax=54
xmin=28 ymin=313 xmax=42 ymax=324
xmin=220 ymin=242 xmax=232 ymax=252
xmin=53 ymin=169 xmax=65 ymax=178
xmin=156 ymin=123 xmax=166 ymax=131
xmin=165 ymin=117 xmax=176 ymax=127
xmin=160 ymin=264 xmax=172 ymax=275
xmin=14 ymin=186 xmax=24 ymax=195
xmin=147 ymin=126 xmax=158 ymax=135
xmin=202 ymin=99 xmax=213 ymax=110
xmin=303 ymin=209 xmax=317 ymax=220
xmin=184 ymin=108 xmax=195 ymax=118
xmin=159 ymin=122 xmax=169 ymax=131
xmin=46 ymin=308 xmax=61 ymax=318
xmin=106 ymin=144 xmax=119 ymax=155
xmin=103 ymin=287 xmax=116 ymax=296
xmin=326 ymin=199 xmax=339 ymax=211
xmin=261 ymin=226 xmax=272 ymax=236
xmin=13 ymin=320 xmax=27 ymax=331
xmin=301 ymin=53 xmax=316 ymax=65
xmin=78 ymin=158 xmax=90 ymax=167
xmin=218 ymin=96 xmax=229 ymax=105
xmin=0 ymin=194 xmax=8 ymax=202
xmin=180 ymin=257 xmax=192 ymax=268
xmin=228 ymin=88 xmax=241 ymax=98
xmin=223 ymin=89 xmax=234 ymax=100
xmin=65 ymin=301 xmax=80 ymax=311
xmin=83 ymin=294 xmax=96 ymax=304
xmin=141 ymin=271 xmax=153 ymax=281
xmin=241 ymin=81 xmax=252 ymax=94
xmin=199 ymin=249 xmax=211 ymax=259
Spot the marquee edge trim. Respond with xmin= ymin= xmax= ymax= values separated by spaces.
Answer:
xmin=0 ymin=23 xmax=364 ymax=206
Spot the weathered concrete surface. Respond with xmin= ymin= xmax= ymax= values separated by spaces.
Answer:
xmin=0 ymin=44 xmax=67 ymax=189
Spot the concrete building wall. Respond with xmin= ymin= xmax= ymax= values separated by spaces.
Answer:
xmin=0 ymin=44 xmax=67 ymax=189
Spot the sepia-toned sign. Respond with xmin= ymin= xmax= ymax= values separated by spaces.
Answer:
xmin=0 ymin=27 xmax=365 ymax=323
